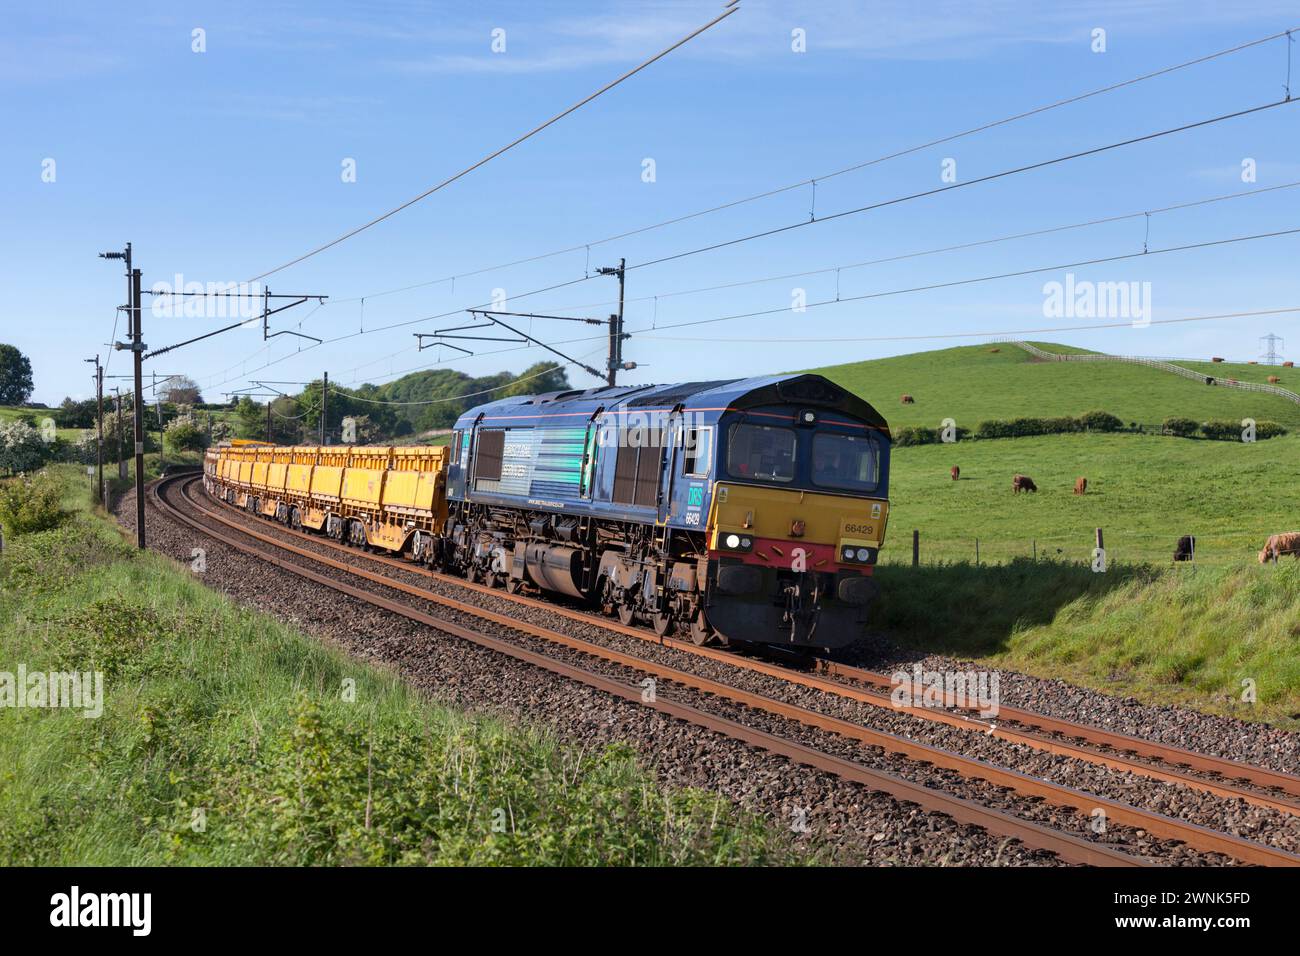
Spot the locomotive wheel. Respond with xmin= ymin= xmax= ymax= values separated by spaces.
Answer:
xmin=651 ymin=612 xmax=674 ymax=638
xmin=505 ymin=577 xmax=522 ymax=595
xmin=617 ymin=602 xmax=635 ymax=627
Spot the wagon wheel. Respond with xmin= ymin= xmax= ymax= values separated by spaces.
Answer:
xmin=689 ymin=611 xmax=713 ymax=647
xmin=465 ymin=564 xmax=481 ymax=585
xmin=616 ymin=599 xmax=636 ymax=627
xmin=651 ymin=611 xmax=674 ymax=638
xmin=504 ymin=577 xmax=522 ymax=595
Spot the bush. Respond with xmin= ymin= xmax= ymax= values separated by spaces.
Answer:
xmin=164 ymin=413 xmax=207 ymax=453
xmin=1199 ymin=419 xmax=1288 ymax=441
xmin=1163 ymin=417 xmax=1199 ymax=437
xmin=890 ymin=425 xmax=968 ymax=446
xmin=1199 ymin=420 xmax=1241 ymax=441
xmin=0 ymin=471 xmax=70 ymax=536
xmin=1077 ymin=410 xmax=1124 ymax=432
xmin=0 ymin=419 xmax=48 ymax=474
xmin=892 ymin=425 xmax=936 ymax=446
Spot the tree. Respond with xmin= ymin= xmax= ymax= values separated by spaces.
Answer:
xmin=0 ymin=344 xmax=34 ymax=406
xmin=161 ymin=375 xmax=203 ymax=405
xmin=233 ymin=396 xmax=265 ymax=440
xmin=56 ymin=396 xmax=97 ymax=429
xmin=500 ymin=362 xmax=570 ymax=398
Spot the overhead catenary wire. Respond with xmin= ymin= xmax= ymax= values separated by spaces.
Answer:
xmin=635 ymin=306 xmax=1300 ymax=345
xmin=629 ymin=225 xmax=1300 ymax=335
xmin=336 ymin=346 xmax=609 ymax=406
xmin=481 ymin=179 xmax=1300 ymax=316
xmin=202 ymin=94 xmax=1300 ymax=397
xmin=325 ymin=25 xmax=1300 ymax=306
xmin=242 ymin=5 xmax=739 ymax=284
xmin=316 ymin=179 xmax=1300 ymax=382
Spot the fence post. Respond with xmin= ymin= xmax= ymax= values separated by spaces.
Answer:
xmin=975 ymin=538 xmax=980 ymax=566
xmin=912 ymin=529 xmax=919 ymax=567
xmin=1032 ymin=539 xmax=1037 ymax=562
xmin=1095 ymin=528 xmax=1104 ymax=553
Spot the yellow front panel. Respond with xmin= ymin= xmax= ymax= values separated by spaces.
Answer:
xmin=341 ymin=467 xmax=385 ymax=507
xmin=708 ymin=482 xmax=888 ymax=547
xmin=251 ymin=461 xmax=270 ymax=489
xmin=311 ymin=465 xmax=344 ymax=499
xmin=237 ymin=461 xmax=252 ymax=486
xmin=286 ymin=463 xmax=314 ymax=494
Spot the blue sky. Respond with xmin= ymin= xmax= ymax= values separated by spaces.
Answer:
xmin=4 ymin=0 xmax=1300 ymax=406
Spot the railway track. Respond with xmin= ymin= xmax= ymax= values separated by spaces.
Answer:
xmin=153 ymin=474 xmax=1300 ymax=867
xmin=187 ymin=476 xmax=1300 ymax=817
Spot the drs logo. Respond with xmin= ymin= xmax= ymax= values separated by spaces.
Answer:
xmin=687 ymin=486 xmax=705 ymax=507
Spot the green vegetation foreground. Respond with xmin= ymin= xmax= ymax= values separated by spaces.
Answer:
xmin=0 ymin=468 xmax=793 ymax=866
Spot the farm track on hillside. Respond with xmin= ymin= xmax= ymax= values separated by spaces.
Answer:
xmin=142 ymin=475 xmax=1300 ymax=866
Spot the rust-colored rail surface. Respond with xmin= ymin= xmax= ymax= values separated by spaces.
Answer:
xmin=192 ymin=475 xmax=1300 ymax=817
xmin=155 ymin=475 xmax=1300 ymax=866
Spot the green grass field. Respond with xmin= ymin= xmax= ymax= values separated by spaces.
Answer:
xmin=0 ymin=405 xmax=87 ymax=442
xmin=0 ymin=467 xmax=799 ymax=866
xmin=800 ymin=341 xmax=1300 ymax=724
xmin=884 ymin=431 xmax=1300 ymax=566
xmin=810 ymin=342 xmax=1300 ymax=431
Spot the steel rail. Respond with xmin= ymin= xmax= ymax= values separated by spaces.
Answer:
xmin=160 ymin=476 xmax=1300 ymax=866
xmin=194 ymin=475 xmax=1300 ymax=815
xmin=153 ymin=474 xmax=1146 ymax=867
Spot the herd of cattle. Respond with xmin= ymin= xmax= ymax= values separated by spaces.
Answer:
xmin=943 ymin=466 xmax=1298 ymax=563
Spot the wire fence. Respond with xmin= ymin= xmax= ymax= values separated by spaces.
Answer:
xmin=1010 ymin=341 xmax=1300 ymax=405
xmin=881 ymin=527 xmax=1276 ymax=568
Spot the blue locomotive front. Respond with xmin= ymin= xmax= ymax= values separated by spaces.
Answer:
xmin=442 ymin=374 xmax=890 ymax=649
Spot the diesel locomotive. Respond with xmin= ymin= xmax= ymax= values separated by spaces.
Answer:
xmin=205 ymin=373 xmax=891 ymax=650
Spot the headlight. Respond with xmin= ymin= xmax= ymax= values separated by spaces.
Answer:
xmin=719 ymin=533 xmax=753 ymax=553
xmin=840 ymin=546 xmax=877 ymax=565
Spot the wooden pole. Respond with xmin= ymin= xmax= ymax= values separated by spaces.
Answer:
xmin=912 ymin=529 xmax=919 ymax=567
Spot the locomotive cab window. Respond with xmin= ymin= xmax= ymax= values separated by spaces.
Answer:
xmin=682 ymin=426 xmax=712 ymax=477
xmin=727 ymin=423 xmax=795 ymax=483
xmin=811 ymin=432 xmax=880 ymax=493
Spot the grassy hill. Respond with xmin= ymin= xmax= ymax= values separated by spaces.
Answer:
xmin=810 ymin=342 xmax=1300 ymax=430
xmin=0 ymin=405 xmax=84 ymax=442
xmin=804 ymin=342 xmax=1300 ymax=723
xmin=883 ymin=431 xmax=1300 ymax=566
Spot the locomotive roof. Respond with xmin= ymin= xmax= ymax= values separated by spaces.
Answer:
xmin=453 ymin=373 xmax=889 ymax=430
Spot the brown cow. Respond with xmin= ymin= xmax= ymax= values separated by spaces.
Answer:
xmin=1012 ymin=474 xmax=1037 ymax=494
xmin=1258 ymin=532 xmax=1300 ymax=563
xmin=950 ymin=466 xmax=960 ymax=481
xmin=900 ymin=394 xmax=915 ymax=404
xmin=1268 ymin=375 xmax=1281 ymax=384
xmin=1173 ymin=535 xmax=1196 ymax=562
xmin=1074 ymin=477 xmax=1087 ymax=495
